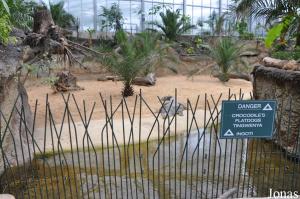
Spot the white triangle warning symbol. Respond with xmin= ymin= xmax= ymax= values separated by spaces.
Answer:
xmin=224 ymin=129 xmax=234 ymax=136
xmin=263 ymin=104 xmax=273 ymax=111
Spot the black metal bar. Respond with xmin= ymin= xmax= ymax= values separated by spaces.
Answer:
xmin=0 ymin=90 xmax=299 ymax=199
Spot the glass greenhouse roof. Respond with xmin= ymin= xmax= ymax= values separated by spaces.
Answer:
xmin=39 ymin=0 xmax=230 ymax=33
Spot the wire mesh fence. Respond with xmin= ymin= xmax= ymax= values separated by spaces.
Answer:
xmin=0 ymin=89 xmax=299 ymax=198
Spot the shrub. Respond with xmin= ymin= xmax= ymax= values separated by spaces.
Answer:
xmin=0 ymin=14 xmax=11 ymax=45
xmin=206 ymin=37 xmax=243 ymax=82
xmin=102 ymin=31 xmax=162 ymax=97
xmin=271 ymin=49 xmax=300 ymax=60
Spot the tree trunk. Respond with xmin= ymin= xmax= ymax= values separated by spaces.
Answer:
xmin=263 ymin=57 xmax=300 ymax=71
xmin=122 ymin=82 xmax=134 ymax=97
xmin=33 ymin=7 xmax=55 ymax=34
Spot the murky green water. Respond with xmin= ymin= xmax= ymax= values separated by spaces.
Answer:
xmin=1 ymin=131 xmax=299 ymax=198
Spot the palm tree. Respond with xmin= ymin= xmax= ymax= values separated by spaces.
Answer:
xmin=103 ymin=30 xmax=163 ymax=97
xmin=150 ymin=9 xmax=195 ymax=41
xmin=234 ymin=0 xmax=300 ymax=46
xmin=206 ymin=37 xmax=243 ymax=82
xmin=49 ymin=1 xmax=75 ymax=28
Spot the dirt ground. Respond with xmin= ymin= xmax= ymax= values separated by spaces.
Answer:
xmin=26 ymin=75 xmax=252 ymax=127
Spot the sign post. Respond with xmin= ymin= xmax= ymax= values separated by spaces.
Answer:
xmin=220 ymin=100 xmax=277 ymax=139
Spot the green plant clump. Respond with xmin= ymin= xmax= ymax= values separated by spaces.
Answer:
xmin=150 ymin=9 xmax=195 ymax=41
xmin=271 ymin=49 xmax=300 ymax=61
xmin=235 ymin=0 xmax=300 ymax=47
xmin=103 ymin=31 xmax=162 ymax=97
xmin=206 ymin=37 xmax=243 ymax=82
xmin=0 ymin=14 xmax=11 ymax=44
xmin=50 ymin=1 xmax=75 ymax=28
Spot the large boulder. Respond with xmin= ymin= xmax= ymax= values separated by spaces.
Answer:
xmin=0 ymin=40 xmax=33 ymax=176
xmin=252 ymin=65 xmax=300 ymax=156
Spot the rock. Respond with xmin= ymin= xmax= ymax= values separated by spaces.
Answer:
xmin=53 ymin=71 xmax=84 ymax=92
xmin=253 ymin=65 xmax=300 ymax=156
xmin=0 ymin=43 xmax=34 ymax=175
xmin=0 ymin=194 xmax=15 ymax=199
xmin=240 ymin=51 xmax=259 ymax=57
xmin=133 ymin=73 xmax=156 ymax=86
xmin=159 ymin=96 xmax=186 ymax=118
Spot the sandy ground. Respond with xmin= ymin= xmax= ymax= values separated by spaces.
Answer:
xmin=25 ymin=75 xmax=252 ymax=150
xmin=26 ymin=75 xmax=252 ymax=126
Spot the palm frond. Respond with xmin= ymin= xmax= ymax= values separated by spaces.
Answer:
xmin=1 ymin=0 xmax=10 ymax=14
xmin=151 ymin=8 xmax=195 ymax=41
xmin=49 ymin=1 xmax=75 ymax=28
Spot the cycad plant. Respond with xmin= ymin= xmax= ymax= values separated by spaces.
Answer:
xmin=150 ymin=9 xmax=195 ymax=41
xmin=134 ymin=31 xmax=175 ymax=75
xmin=49 ymin=1 xmax=75 ymax=28
xmin=207 ymin=37 xmax=243 ymax=82
xmin=103 ymin=30 xmax=163 ymax=97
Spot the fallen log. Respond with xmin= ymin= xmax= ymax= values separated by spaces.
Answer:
xmin=97 ymin=73 xmax=157 ymax=86
xmin=262 ymin=57 xmax=300 ymax=71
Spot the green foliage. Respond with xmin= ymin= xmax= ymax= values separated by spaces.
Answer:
xmin=43 ymin=76 xmax=60 ymax=87
xmin=265 ymin=16 xmax=293 ymax=48
xmin=94 ymin=38 xmax=115 ymax=53
xmin=271 ymin=48 xmax=300 ymax=60
xmin=0 ymin=0 xmax=36 ymax=32
xmin=103 ymin=30 xmax=141 ymax=97
xmin=23 ymin=63 xmax=39 ymax=75
xmin=87 ymin=28 xmax=96 ymax=47
xmin=206 ymin=37 xmax=243 ymax=82
xmin=150 ymin=9 xmax=195 ymax=41
xmin=50 ymin=1 xmax=75 ymax=28
xmin=194 ymin=36 xmax=202 ymax=48
xmin=9 ymin=0 xmax=36 ymax=31
xmin=236 ymin=19 xmax=247 ymax=35
xmin=0 ymin=0 xmax=10 ymax=14
xmin=235 ymin=0 xmax=300 ymax=46
xmin=99 ymin=3 xmax=123 ymax=32
xmin=186 ymin=47 xmax=195 ymax=54
xmin=148 ymin=4 xmax=171 ymax=15
xmin=240 ymin=32 xmax=254 ymax=40
xmin=102 ymin=30 xmax=164 ymax=96
xmin=265 ymin=23 xmax=285 ymax=48
xmin=0 ymin=14 xmax=11 ymax=44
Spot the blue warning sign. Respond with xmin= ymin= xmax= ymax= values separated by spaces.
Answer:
xmin=220 ymin=100 xmax=277 ymax=139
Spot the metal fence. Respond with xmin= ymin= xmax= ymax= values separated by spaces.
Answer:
xmin=0 ymin=89 xmax=299 ymax=198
